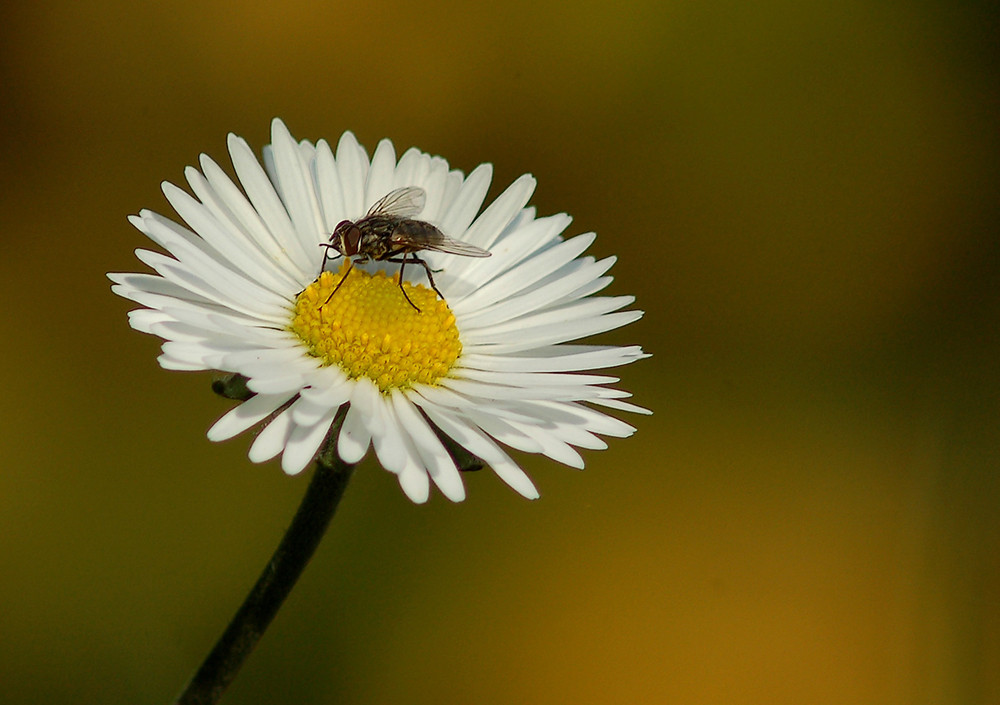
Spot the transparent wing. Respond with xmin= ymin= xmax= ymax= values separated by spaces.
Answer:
xmin=420 ymin=234 xmax=492 ymax=257
xmin=394 ymin=225 xmax=493 ymax=257
xmin=367 ymin=186 xmax=426 ymax=218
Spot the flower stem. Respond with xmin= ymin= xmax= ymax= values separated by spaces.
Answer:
xmin=171 ymin=452 xmax=355 ymax=705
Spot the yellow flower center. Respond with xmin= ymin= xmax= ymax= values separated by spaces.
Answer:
xmin=290 ymin=262 xmax=463 ymax=393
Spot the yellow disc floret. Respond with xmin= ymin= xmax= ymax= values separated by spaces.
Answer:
xmin=290 ymin=262 xmax=463 ymax=393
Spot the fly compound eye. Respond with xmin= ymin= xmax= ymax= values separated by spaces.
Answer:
xmin=344 ymin=225 xmax=362 ymax=254
xmin=330 ymin=220 xmax=352 ymax=251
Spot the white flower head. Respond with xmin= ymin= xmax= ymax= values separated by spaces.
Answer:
xmin=109 ymin=119 xmax=650 ymax=503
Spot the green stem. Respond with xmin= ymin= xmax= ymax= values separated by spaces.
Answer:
xmin=172 ymin=453 xmax=355 ymax=705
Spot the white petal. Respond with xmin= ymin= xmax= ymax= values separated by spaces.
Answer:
xmin=281 ymin=407 xmax=336 ymax=475
xmin=336 ymin=131 xmax=368 ymax=217
xmin=207 ymin=393 xmax=297 ymax=441
xmin=444 ymin=174 xmax=537 ymax=294
xmin=269 ymin=118 xmax=326 ymax=268
xmin=370 ymin=398 xmax=409 ymax=474
xmin=157 ymin=342 xmax=211 ymax=368
xmin=490 ymin=212 xmax=572 ymax=271
xmin=234 ymin=348 xmax=314 ymax=379
xmin=442 ymin=167 xmax=465 ymax=201
xmin=439 ymin=163 xmax=492 ymax=236
xmin=134 ymin=243 xmax=290 ymax=322
xmin=246 ymin=374 xmax=309 ymax=395
xmin=590 ymin=398 xmax=653 ymax=415
xmin=129 ymin=209 xmax=211 ymax=264
xmin=110 ymin=269 xmax=208 ymax=302
xmin=166 ymin=177 xmax=296 ymax=294
xmin=462 ymin=310 xmax=644 ymax=354
xmin=504 ymin=418 xmax=585 ymax=469
xmin=459 ymin=345 xmax=648 ymax=373
xmin=221 ymin=345 xmax=308 ymax=367
xmin=337 ymin=382 xmax=375 ymax=463
xmin=314 ymin=139 xmax=347 ymax=234
xmin=405 ymin=383 xmax=478 ymax=412
xmin=458 ymin=258 xmax=607 ymax=328
xmin=452 ymin=233 xmax=596 ymax=314
xmin=454 ymin=368 xmax=619 ymax=388
xmin=392 ymin=391 xmax=465 ymax=502
xmin=249 ymin=407 xmax=295 ymax=463
xmin=441 ymin=218 xmax=574 ymax=306
xmin=290 ymin=393 xmax=343 ymax=426
xmin=418 ymin=157 xmax=450 ymax=223
xmin=461 ymin=408 xmax=543 ymax=454
xmin=422 ymin=406 xmax=539 ymax=499
xmin=126 ymin=308 xmax=171 ymax=334
xmin=113 ymin=287 xmax=208 ymax=319
xmin=440 ymin=377 xmax=605 ymax=402
xmin=158 ymin=354 xmax=206 ymax=371
xmin=506 ymin=400 xmax=614 ymax=448
xmin=364 ymin=139 xmax=397 ymax=210
xmin=200 ymin=152 xmax=307 ymax=283
xmin=391 ymin=147 xmax=424 ymax=191
xmin=397 ymin=458 xmax=430 ymax=504
xmin=299 ymin=373 xmax=352 ymax=409
xmin=467 ymin=296 xmax=634 ymax=342
xmin=151 ymin=309 xmax=291 ymax=345
xmin=461 ymin=173 xmax=536 ymax=251
xmin=227 ymin=132 xmax=315 ymax=277
xmin=551 ymin=400 xmax=638 ymax=438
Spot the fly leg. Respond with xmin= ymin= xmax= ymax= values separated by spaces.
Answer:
xmin=319 ymin=243 xmax=342 ymax=273
xmin=385 ymin=254 xmax=446 ymax=312
xmin=387 ymin=255 xmax=420 ymax=312
xmin=319 ymin=256 xmax=355 ymax=308
xmin=385 ymin=254 xmax=445 ymax=299
xmin=420 ymin=259 xmax=446 ymax=300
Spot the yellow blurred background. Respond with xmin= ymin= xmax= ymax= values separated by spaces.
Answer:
xmin=1 ymin=1 xmax=998 ymax=703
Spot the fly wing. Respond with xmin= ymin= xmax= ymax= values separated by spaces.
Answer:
xmin=390 ymin=217 xmax=492 ymax=257
xmin=411 ymin=231 xmax=492 ymax=257
xmin=367 ymin=186 xmax=426 ymax=219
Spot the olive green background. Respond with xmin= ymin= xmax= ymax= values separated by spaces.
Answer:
xmin=1 ymin=1 xmax=998 ymax=703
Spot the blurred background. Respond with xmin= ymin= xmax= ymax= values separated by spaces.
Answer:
xmin=1 ymin=0 xmax=998 ymax=703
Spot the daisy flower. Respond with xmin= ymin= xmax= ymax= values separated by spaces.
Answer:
xmin=109 ymin=118 xmax=649 ymax=503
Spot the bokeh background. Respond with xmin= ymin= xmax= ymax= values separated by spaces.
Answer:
xmin=2 ymin=1 xmax=998 ymax=703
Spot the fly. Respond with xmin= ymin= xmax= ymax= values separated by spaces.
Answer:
xmin=319 ymin=186 xmax=491 ymax=312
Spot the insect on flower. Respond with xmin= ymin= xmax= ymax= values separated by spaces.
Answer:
xmin=320 ymin=186 xmax=492 ymax=312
